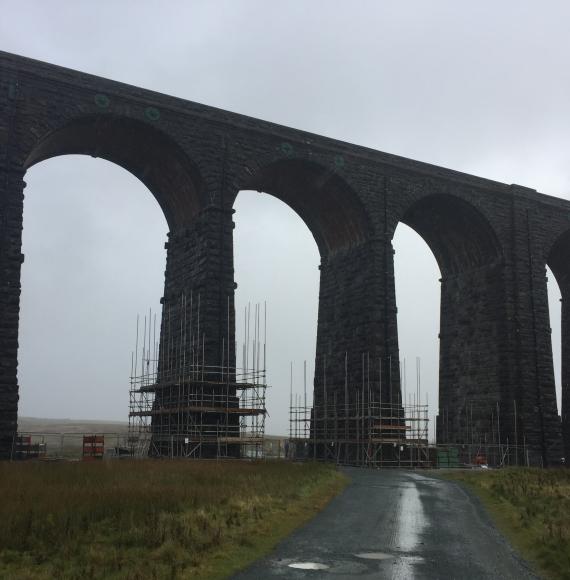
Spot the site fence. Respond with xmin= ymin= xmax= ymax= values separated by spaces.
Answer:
xmin=10 ymin=432 xmax=130 ymax=461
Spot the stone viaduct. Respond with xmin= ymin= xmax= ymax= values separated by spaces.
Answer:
xmin=0 ymin=51 xmax=568 ymax=465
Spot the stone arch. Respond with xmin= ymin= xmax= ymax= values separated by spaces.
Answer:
xmin=398 ymin=193 xmax=503 ymax=275
xmin=236 ymin=157 xmax=371 ymax=257
xmin=23 ymin=114 xmax=204 ymax=230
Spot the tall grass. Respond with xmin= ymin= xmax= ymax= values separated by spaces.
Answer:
xmin=0 ymin=460 xmax=344 ymax=579
xmin=444 ymin=468 xmax=570 ymax=580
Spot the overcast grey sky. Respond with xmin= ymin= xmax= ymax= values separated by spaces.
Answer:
xmin=2 ymin=1 xmax=569 ymax=436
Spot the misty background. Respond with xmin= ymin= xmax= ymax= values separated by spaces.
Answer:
xmin=1 ymin=1 xmax=569 ymax=437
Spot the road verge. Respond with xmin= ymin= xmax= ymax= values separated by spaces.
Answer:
xmin=440 ymin=468 xmax=570 ymax=580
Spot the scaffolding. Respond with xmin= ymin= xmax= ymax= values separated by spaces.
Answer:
xmin=287 ymin=356 xmax=430 ymax=467
xmin=289 ymin=395 xmax=430 ymax=467
xmin=128 ymin=299 xmax=268 ymax=460
xmin=289 ymin=389 xmax=536 ymax=468
xmin=129 ymin=363 xmax=267 ymax=459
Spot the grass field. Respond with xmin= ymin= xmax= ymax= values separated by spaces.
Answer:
xmin=0 ymin=460 xmax=347 ymax=579
xmin=443 ymin=468 xmax=570 ymax=580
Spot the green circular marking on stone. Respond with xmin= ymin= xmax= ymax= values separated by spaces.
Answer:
xmin=334 ymin=154 xmax=345 ymax=169
xmin=145 ymin=106 xmax=161 ymax=121
xmin=280 ymin=142 xmax=294 ymax=156
xmin=94 ymin=94 xmax=110 ymax=108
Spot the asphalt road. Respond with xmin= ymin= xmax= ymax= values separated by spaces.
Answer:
xmin=233 ymin=468 xmax=538 ymax=580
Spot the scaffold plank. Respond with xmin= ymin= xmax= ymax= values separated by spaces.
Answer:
xmin=129 ymin=405 xmax=266 ymax=417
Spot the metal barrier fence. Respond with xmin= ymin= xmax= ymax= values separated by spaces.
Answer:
xmin=12 ymin=432 xmax=130 ymax=461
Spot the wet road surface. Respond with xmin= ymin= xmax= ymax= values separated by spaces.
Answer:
xmin=233 ymin=468 xmax=537 ymax=579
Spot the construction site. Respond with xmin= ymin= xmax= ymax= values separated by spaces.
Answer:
xmin=11 ymin=294 xmax=531 ymax=468
xmin=288 ymin=393 xmax=529 ymax=469
xmin=126 ymin=296 xmax=432 ymax=466
xmin=287 ymin=355 xmax=531 ymax=468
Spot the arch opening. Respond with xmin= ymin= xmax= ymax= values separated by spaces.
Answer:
xmin=547 ymin=228 xmax=570 ymax=455
xmin=19 ymin=156 xmax=168 ymax=426
xmin=393 ymin=222 xmax=440 ymax=442
xmin=24 ymin=115 xmax=203 ymax=229
xmin=240 ymin=158 xmax=371 ymax=256
xmin=395 ymin=193 xmax=504 ymax=450
xmin=546 ymin=266 xmax=562 ymax=416
xmin=233 ymin=190 xmax=320 ymax=436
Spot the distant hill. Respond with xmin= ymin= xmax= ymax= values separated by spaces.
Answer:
xmin=18 ymin=417 xmax=286 ymax=439
xmin=18 ymin=416 xmax=129 ymax=434
xmin=16 ymin=417 xmax=286 ymax=459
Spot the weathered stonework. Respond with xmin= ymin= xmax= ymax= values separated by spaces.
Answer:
xmin=0 ymin=52 xmax=567 ymax=464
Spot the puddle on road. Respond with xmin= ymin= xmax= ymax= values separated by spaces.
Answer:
xmin=288 ymin=562 xmax=330 ymax=570
xmin=354 ymin=552 xmax=394 ymax=560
